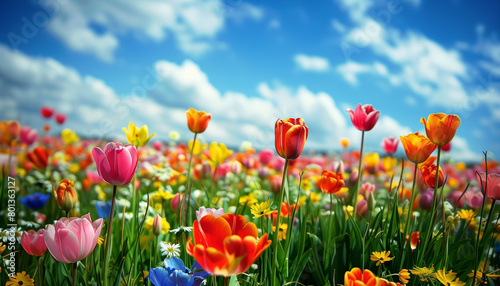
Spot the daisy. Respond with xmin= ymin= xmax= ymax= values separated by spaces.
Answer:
xmin=159 ymin=241 xmax=180 ymax=258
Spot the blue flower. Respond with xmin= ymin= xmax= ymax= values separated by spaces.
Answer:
xmin=95 ymin=201 xmax=112 ymax=219
xmin=19 ymin=192 xmax=50 ymax=210
xmin=148 ymin=257 xmax=209 ymax=286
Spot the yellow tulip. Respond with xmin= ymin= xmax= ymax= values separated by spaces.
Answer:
xmin=122 ymin=122 xmax=156 ymax=147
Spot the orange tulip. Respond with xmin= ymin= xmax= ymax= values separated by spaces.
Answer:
xmin=186 ymin=108 xmax=211 ymax=134
xmin=275 ymin=118 xmax=308 ymax=160
xmin=420 ymin=113 xmax=460 ymax=146
xmin=318 ymin=170 xmax=345 ymax=194
xmin=344 ymin=268 xmax=379 ymax=286
xmin=26 ymin=146 xmax=49 ymax=170
xmin=400 ymin=132 xmax=437 ymax=164
xmin=53 ymin=179 xmax=78 ymax=212
xmin=420 ymin=163 xmax=444 ymax=188
xmin=0 ymin=120 xmax=20 ymax=145
xmin=187 ymin=213 xmax=271 ymax=277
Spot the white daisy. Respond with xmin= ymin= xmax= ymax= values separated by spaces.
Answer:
xmin=159 ymin=241 xmax=180 ymax=258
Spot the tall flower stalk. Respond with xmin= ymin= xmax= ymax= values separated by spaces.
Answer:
xmin=272 ymin=118 xmax=308 ymax=286
xmin=346 ymin=104 xmax=380 ymax=217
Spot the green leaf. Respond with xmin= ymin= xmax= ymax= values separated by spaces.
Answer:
xmin=229 ymin=275 xmax=240 ymax=286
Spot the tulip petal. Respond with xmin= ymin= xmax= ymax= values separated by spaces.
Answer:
xmin=44 ymin=225 xmax=67 ymax=263
xmin=92 ymin=147 xmax=111 ymax=183
xmin=58 ymin=228 xmax=80 ymax=263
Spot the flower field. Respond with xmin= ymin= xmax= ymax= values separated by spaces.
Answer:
xmin=1 ymin=105 xmax=499 ymax=286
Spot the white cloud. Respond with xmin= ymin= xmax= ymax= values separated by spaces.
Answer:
xmin=337 ymin=61 xmax=389 ymax=85
xmin=294 ymin=54 xmax=330 ymax=72
xmin=43 ymin=0 xmax=232 ymax=60
xmin=269 ymin=19 xmax=281 ymax=29
xmin=337 ymin=0 xmax=372 ymax=23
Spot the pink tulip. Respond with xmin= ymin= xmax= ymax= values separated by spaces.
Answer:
xmin=441 ymin=142 xmax=451 ymax=152
xmin=381 ymin=136 xmax=399 ymax=154
xmin=170 ymin=193 xmax=181 ymax=212
xmin=55 ymin=113 xmax=66 ymax=125
xmin=21 ymin=229 xmax=47 ymax=256
xmin=20 ymin=126 xmax=38 ymax=145
xmin=477 ymin=172 xmax=500 ymax=200
xmin=43 ymin=214 xmax=103 ymax=263
xmin=40 ymin=106 xmax=54 ymax=119
xmin=86 ymin=169 xmax=102 ymax=184
xmin=466 ymin=189 xmax=484 ymax=209
xmin=258 ymin=149 xmax=274 ymax=165
xmin=92 ymin=142 xmax=138 ymax=186
xmin=347 ymin=104 xmax=380 ymax=131
xmin=356 ymin=199 xmax=368 ymax=217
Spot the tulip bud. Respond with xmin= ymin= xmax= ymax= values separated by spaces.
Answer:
xmin=153 ymin=214 xmax=162 ymax=236
xmin=356 ymin=199 xmax=368 ymax=217
xmin=419 ymin=190 xmax=434 ymax=211
xmin=53 ymin=179 xmax=78 ymax=212
xmin=368 ymin=192 xmax=376 ymax=212
xmin=170 ymin=193 xmax=181 ymax=212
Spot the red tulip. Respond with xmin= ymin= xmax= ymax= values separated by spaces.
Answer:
xmin=21 ymin=229 xmax=47 ymax=256
xmin=54 ymin=113 xmax=66 ymax=125
xmin=40 ymin=106 xmax=54 ymax=119
xmin=26 ymin=146 xmax=49 ymax=170
xmin=186 ymin=213 xmax=271 ymax=276
xmin=275 ymin=118 xmax=308 ymax=160
xmin=347 ymin=104 xmax=380 ymax=131
xmin=92 ymin=142 xmax=138 ymax=186
xmin=420 ymin=164 xmax=444 ymax=188
xmin=318 ymin=170 xmax=345 ymax=194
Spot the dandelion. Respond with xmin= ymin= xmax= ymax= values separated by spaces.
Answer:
xmin=370 ymin=250 xmax=394 ymax=266
xmin=399 ymin=269 xmax=411 ymax=284
xmin=250 ymin=200 xmax=273 ymax=219
xmin=159 ymin=241 xmax=181 ymax=258
xmin=436 ymin=268 xmax=465 ymax=286
xmin=272 ymin=223 xmax=288 ymax=241
xmin=410 ymin=266 xmax=436 ymax=282
xmin=5 ymin=271 xmax=35 ymax=286
xmin=457 ymin=209 xmax=475 ymax=221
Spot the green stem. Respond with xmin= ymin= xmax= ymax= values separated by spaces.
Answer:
xmin=73 ymin=262 xmax=77 ymax=286
xmin=352 ymin=131 xmax=365 ymax=218
xmin=103 ymin=185 xmax=118 ymax=286
xmin=418 ymin=146 xmax=441 ymax=265
xmin=181 ymin=133 xmax=197 ymax=226
xmin=271 ymin=159 xmax=289 ymax=286
xmin=224 ymin=276 xmax=229 ymax=286
xmin=38 ymin=256 xmax=42 ymax=286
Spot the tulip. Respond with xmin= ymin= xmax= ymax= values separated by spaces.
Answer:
xmin=43 ymin=214 xmax=103 ymax=263
xmin=318 ymin=170 xmax=345 ymax=194
xmin=153 ymin=214 xmax=162 ymax=236
xmin=258 ymin=149 xmax=274 ymax=165
xmin=20 ymin=126 xmax=38 ymax=146
xmin=419 ymin=190 xmax=434 ymax=211
xmin=0 ymin=120 xmax=20 ymax=145
xmin=40 ymin=106 xmax=54 ymax=119
xmin=420 ymin=164 xmax=445 ymax=188
xmin=275 ymin=118 xmax=308 ymax=160
xmin=186 ymin=213 xmax=271 ymax=276
xmin=441 ymin=142 xmax=451 ymax=152
xmin=356 ymin=198 xmax=368 ymax=217
xmin=21 ymin=229 xmax=47 ymax=256
xmin=346 ymin=104 xmax=380 ymax=131
xmin=340 ymin=137 xmax=350 ymax=148
xmin=122 ymin=122 xmax=156 ymax=147
xmin=92 ymin=142 xmax=138 ymax=186
xmin=54 ymin=113 xmax=66 ymax=125
xmin=26 ymin=146 xmax=49 ymax=170
xmin=344 ymin=268 xmax=379 ymax=286
xmin=170 ymin=193 xmax=181 ymax=212
xmin=381 ymin=136 xmax=399 ymax=154
xmin=53 ymin=179 xmax=78 ymax=212
xmin=208 ymin=142 xmax=233 ymax=166
xmin=186 ymin=108 xmax=211 ymax=134
xmin=61 ymin=129 xmax=80 ymax=145
xmin=400 ymin=132 xmax=437 ymax=164
xmin=420 ymin=113 xmax=460 ymax=146
xmin=466 ymin=190 xmax=484 ymax=209
xmin=477 ymin=172 xmax=500 ymax=200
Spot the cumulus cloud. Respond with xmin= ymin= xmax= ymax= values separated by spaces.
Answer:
xmin=41 ymin=0 xmax=257 ymax=60
xmin=337 ymin=61 xmax=388 ymax=85
xmin=294 ymin=54 xmax=330 ymax=72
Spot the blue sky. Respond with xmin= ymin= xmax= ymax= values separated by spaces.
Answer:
xmin=1 ymin=0 xmax=499 ymax=162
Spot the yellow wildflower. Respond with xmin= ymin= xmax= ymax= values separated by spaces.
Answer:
xmin=410 ymin=266 xmax=436 ymax=282
xmin=250 ymin=200 xmax=273 ymax=219
xmin=370 ymin=250 xmax=394 ymax=266
xmin=436 ymin=269 xmax=465 ymax=286
xmin=399 ymin=269 xmax=411 ymax=284
xmin=457 ymin=209 xmax=475 ymax=221
xmin=272 ymin=223 xmax=288 ymax=241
